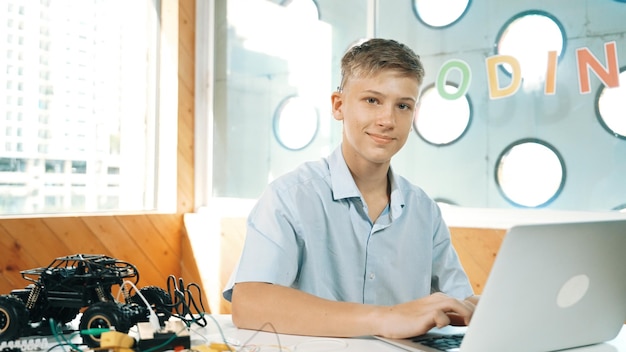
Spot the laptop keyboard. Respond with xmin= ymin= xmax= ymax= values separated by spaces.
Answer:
xmin=412 ymin=333 xmax=464 ymax=351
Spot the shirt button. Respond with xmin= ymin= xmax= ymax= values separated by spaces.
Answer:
xmin=369 ymin=273 xmax=375 ymax=280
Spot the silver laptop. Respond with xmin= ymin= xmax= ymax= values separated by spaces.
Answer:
xmin=377 ymin=219 xmax=626 ymax=352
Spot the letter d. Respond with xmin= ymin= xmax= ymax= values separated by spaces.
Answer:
xmin=486 ymin=55 xmax=522 ymax=99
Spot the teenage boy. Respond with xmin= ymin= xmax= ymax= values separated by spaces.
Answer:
xmin=224 ymin=38 xmax=479 ymax=339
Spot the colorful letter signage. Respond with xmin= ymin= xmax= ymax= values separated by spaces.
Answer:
xmin=435 ymin=41 xmax=620 ymax=100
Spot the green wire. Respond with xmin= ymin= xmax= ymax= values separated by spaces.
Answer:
xmin=80 ymin=328 xmax=112 ymax=335
xmin=48 ymin=319 xmax=67 ymax=352
xmin=49 ymin=318 xmax=83 ymax=352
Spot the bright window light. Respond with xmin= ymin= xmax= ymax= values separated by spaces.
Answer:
xmin=412 ymin=0 xmax=470 ymax=28
xmin=496 ymin=140 xmax=565 ymax=207
xmin=597 ymin=69 xmax=626 ymax=138
xmin=274 ymin=96 xmax=319 ymax=150
xmin=497 ymin=11 xmax=565 ymax=89
xmin=414 ymin=83 xmax=471 ymax=145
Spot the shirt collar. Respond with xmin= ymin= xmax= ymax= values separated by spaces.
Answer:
xmin=388 ymin=167 xmax=406 ymax=219
xmin=328 ymin=145 xmax=406 ymax=213
xmin=329 ymin=145 xmax=361 ymax=200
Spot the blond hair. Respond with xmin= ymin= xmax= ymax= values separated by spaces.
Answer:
xmin=338 ymin=38 xmax=425 ymax=92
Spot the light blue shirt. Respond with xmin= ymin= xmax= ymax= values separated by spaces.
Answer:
xmin=223 ymin=146 xmax=473 ymax=305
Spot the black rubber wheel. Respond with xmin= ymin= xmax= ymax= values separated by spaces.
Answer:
xmin=79 ymin=302 xmax=130 ymax=347
xmin=0 ymin=295 xmax=30 ymax=342
xmin=132 ymin=286 xmax=173 ymax=317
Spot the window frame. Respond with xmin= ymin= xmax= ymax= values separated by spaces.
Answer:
xmin=594 ymin=66 xmax=626 ymax=140
xmin=494 ymin=138 xmax=567 ymax=208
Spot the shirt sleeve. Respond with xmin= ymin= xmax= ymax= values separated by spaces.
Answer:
xmin=430 ymin=204 xmax=475 ymax=299
xmin=222 ymin=185 xmax=301 ymax=301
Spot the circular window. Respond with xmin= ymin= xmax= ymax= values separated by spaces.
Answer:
xmin=273 ymin=96 xmax=319 ymax=151
xmin=495 ymin=139 xmax=566 ymax=208
xmin=412 ymin=0 xmax=471 ymax=28
xmin=414 ymin=82 xmax=471 ymax=146
xmin=595 ymin=67 xmax=626 ymax=139
xmin=495 ymin=10 xmax=565 ymax=82
xmin=282 ymin=0 xmax=320 ymax=20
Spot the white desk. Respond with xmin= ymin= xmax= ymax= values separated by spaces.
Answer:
xmin=191 ymin=315 xmax=626 ymax=351
xmin=3 ymin=315 xmax=621 ymax=351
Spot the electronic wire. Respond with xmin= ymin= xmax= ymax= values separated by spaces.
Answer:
xmin=238 ymin=322 xmax=283 ymax=352
xmin=166 ymin=275 xmax=208 ymax=328
xmin=118 ymin=280 xmax=161 ymax=331
xmin=204 ymin=314 xmax=231 ymax=348
xmin=45 ymin=343 xmax=73 ymax=352
xmin=42 ymin=276 xmax=232 ymax=352
xmin=47 ymin=318 xmax=84 ymax=352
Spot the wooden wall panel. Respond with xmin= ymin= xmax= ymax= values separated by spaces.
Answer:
xmin=180 ymin=224 xmax=211 ymax=313
xmin=218 ymin=217 xmax=247 ymax=314
xmin=1 ymin=218 xmax=73 ymax=266
xmin=0 ymin=215 xmax=185 ymax=295
xmin=177 ymin=0 xmax=195 ymax=214
xmin=0 ymin=224 xmax=40 ymax=289
xmin=450 ymin=227 xmax=506 ymax=294
xmin=176 ymin=0 xmax=210 ymax=310
xmin=40 ymin=217 xmax=111 ymax=255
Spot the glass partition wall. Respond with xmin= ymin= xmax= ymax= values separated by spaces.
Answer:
xmin=208 ymin=0 xmax=626 ymax=213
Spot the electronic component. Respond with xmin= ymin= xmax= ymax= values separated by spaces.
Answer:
xmin=100 ymin=331 xmax=135 ymax=352
xmin=136 ymin=320 xmax=191 ymax=352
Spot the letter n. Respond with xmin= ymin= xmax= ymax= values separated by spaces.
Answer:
xmin=576 ymin=41 xmax=620 ymax=94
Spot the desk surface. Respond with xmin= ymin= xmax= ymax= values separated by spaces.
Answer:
xmin=192 ymin=315 xmax=626 ymax=352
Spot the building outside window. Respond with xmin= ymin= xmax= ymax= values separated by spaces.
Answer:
xmin=0 ymin=0 xmax=172 ymax=215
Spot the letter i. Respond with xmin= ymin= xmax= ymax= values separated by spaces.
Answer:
xmin=545 ymin=51 xmax=558 ymax=95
